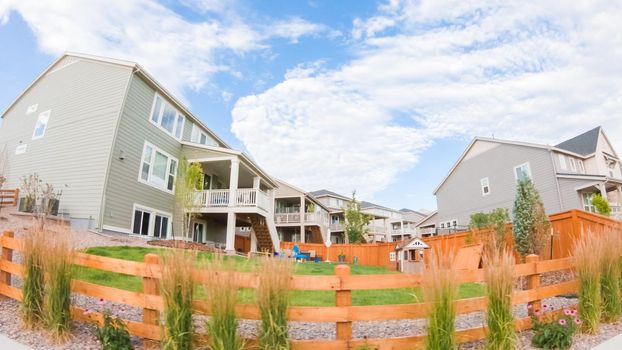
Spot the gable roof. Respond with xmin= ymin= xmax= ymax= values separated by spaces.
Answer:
xmin=310 ymin=189 xmax=351 ymax=201
xmin=1 ymin=52 xmax=230 ymax=149
xmin=555 ymin=126 xmax=601 ymax=156
xmin=273 ymin=179 xmax=330 ymax=211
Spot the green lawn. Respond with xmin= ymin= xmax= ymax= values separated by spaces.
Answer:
xmin=74 ymin=246 xmax=485 ymax=306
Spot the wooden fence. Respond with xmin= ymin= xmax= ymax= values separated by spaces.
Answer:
xmin=0 ymin=189 xmax=19 ymax=206
xmin=0 ymin=228 xmax=585 ymax=349
xmin=283 ymin=210 xmax=622 ymax=267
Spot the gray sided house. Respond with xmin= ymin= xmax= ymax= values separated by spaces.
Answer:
xmin=418 ymin=127 xmax=622 ymax=234
xmin=0 ymin=53 xmax=280 ymax=252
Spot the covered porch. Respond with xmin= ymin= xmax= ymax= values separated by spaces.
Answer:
xmin=577 ymin=179 xmax=622 ymax=219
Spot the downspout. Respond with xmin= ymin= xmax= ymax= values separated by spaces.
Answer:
xmin=97 ymin=69 xmax=135 ymax=231
xmin=549 ymin=148 xmax=564 ymax=212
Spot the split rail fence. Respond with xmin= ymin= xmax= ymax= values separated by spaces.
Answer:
xmin=0 ymin=228 xmax=579 ymax=349
xmin=0 ymin=189 xmax=19 ymax=206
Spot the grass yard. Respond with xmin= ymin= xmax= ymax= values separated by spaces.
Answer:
xmin=74 ymin=246 xmax=485 ymax=306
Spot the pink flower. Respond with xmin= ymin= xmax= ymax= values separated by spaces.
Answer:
xmin=570 ymin=309 xmax=577 ymax=316
xmin=574 ymin=318 xmax=582 ymax=325
xmin=564 ymin=309 xmax=572 ymax=316
xmin=97 ymin=298 xmax=105 ymax=305
xmin=534 ymin=309 xmax=541 ymax=316
xmin=559 ymin=318 xmax=567 ymax=326
xmin=527 ymin=304 xmax=533 ymax=309
xmin=83 ymin=309 xmax=92 ymax=315
xmin=542 ymin=304 xmax=549 ymax=311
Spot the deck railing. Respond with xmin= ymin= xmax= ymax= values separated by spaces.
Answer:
xmin=193 ymin=189 xmax=270 ymax=211
xmin=0 ymin=229 xmax=580 ymax=349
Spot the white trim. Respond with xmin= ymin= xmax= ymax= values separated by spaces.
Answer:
xmin=130 ymin=203 xmax=173 ymax=238
xmin=514 ymin=162 xmax=532 ymax=182
xmin=480 ymin=177 xmax=490 ymax=196
xmin=138 ymin=140 xmax=178 ymax=194
xmin=558 ymin=174 xmax=607 ymax=181
xmin=149 ymin=93 xmax=185 ymax=141
xmin=102 ymin=225 xmax=132 ymax=234
xmin=32 ymin=110 xmax=51 ymax=140
xmin=188 ymin=156 xmax=236 ymax=163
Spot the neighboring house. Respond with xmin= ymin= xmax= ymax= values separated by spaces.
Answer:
xmin=310 ymin=189 xmax=427 ymax=242
xmin=0 ymin=53 xmax=280 ymax=253
xmin=419 ymin=127 xmax=622 ymax=234
xmin=273 ymin=179 xmax=330 ymax=244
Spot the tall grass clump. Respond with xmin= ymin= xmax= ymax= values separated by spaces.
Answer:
xmin=573 ymin=233 xmax=602 ymax=334
xmin=43 ymin=226 xmax=74 ymax=341
xmin=600 ymin=231 xmax=621 ymax=322
xmin=204 ymin=255 xmax=243 ymax=350
xmin=161 ymin=249 xmax=196 ymax=350
xmin=423 ymin=249 xmax=457 ymax=350
xmin=21 ymin=227 xmax=47 ymax=328
xmin=257 ymin=256 xmax=292 ymax=350
xmin=483 ymin=248 xmax=516 ymax=349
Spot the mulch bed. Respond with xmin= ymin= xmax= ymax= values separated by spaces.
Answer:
xmin=147 ymin=239 xmax=222 ymax=252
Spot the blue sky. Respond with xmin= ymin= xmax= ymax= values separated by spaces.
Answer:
xmin=1 ymin=1 xmax=621 ymax=212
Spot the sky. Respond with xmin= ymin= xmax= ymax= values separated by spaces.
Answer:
xmin=1 ymin=0 xmax=621 ymax=212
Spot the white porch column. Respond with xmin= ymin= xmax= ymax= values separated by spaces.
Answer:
xmin=253 ymin=176 xmax=260 ymax=190
xmin=225 ymin=212 xmax=236 ymax=253
xmin=599 ymin=183 xmax=607 ymax=198
xmin=300 ymin=196 xmax=306 ymax=243
xmin=250 ymin=228 xmax=257 ymax=253
xmin=228 ymin=158 xmax=240 ymax=207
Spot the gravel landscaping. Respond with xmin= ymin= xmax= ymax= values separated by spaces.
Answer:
xmin=1 ymin=208 xmax=622 ymax=349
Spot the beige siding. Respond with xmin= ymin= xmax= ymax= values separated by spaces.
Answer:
xmin=103 ymin=74 xmax=183 ymax=231
xmin=0 ymin=58 xmax=132 ymax=226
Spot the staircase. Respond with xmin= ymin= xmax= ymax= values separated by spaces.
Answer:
xmin=249 ymin=214 xmax=280 ymax=252
xmin=309 ymin=226 xmax=325 ymax=244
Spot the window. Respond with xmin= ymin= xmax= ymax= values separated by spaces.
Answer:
xmin=569 ymin=158 xmax=577 ymax=172
xmin=452 ymin=220 xmax=457 ymax=227
xmin=32 ymin=110 xmax=51 ymax=140
xmin=558 ymin=154 xmax=567 ymax=170
xmin=150 ymin=94 xmax=185 ymax=139
xmin=578 ymin=160 xmax=585 ymax=174
xmin=514 ymin=162 xmax=532 ymax=182
xmin=191 ymin=124 xmax=218 ymax=146
xmin=480 ymin=177 xmax=490 ymax=196
xmin=582 ymin=193 xmax=595 ymax=213
xmin=440 ymin=222 xmax=445 ymax=229
xmin=139 ymin=142 xmax=178 ymax=193
xmin=132 ymin=205 xmax=171 ymax=238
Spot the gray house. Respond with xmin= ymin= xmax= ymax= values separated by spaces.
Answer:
xmin=0 ymin=53 xmax=280 ymax=253
xmin=418 ymin=127 xmax=622 ymax=233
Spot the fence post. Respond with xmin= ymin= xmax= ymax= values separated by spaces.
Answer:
xmin=143 ymin=253 xmax=160 ymax=347
xmin=335 ymin=264 xmax=352 ymax=344
xmin=0 ymin=230 xmax=14 ymax=299
xmin=526 ymin=254 xmax=540 ymax=315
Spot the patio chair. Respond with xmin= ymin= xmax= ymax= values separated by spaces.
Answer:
xmin=292 ymin=245 xmax=308 ymax=261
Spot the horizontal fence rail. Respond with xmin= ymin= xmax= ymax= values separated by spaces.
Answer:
xmin=0 ymin=229 xmax=582 ymax=349
xmin=0 ymin=189 xmax=19 ymax=206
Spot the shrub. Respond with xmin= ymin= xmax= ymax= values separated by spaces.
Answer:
xmin=600 ymin=232 xmax=621 ymax=322
xmin=204 ymin=255 xmax=243 ymax=350
xmin=573 ymin=233 xmax=602 ymax=334
xmin=257 ymin=256 xmax=292 ymax=350
xmin=43 ymin=227 xmax=74 ymax=341
xmin=484 ymin=248 xmax=516 ymax=350
xmin=161 ymin=249 xmax=196 ymax=350
xmin=344 ymin=191 xmax=371 ymax=244
xmin=469 ymin=212 xmax=490 ymax=230
xmin=531 ymin=307 xmax=579 ymax=350
xmin=423 ymin=250 xmax=457 ymax=350
xmin=512 ymin=178 xmax=550 ymax=259
xmin=21 ymin=227 xmax=47 ymax=328
xmin=592 ymin=194 xmax=612 ymax=216
xmin=96 ymin=311 xmax=133 ymax=350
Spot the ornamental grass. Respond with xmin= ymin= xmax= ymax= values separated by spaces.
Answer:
xmin=483 ymin=248 xmax=517 ymax=350
xmin=257 ymin=256 xmax=292 ymax=350
xmin=20 ymin=226 xmax=47 ymax=329
xmin=600 ymin=231 xmax=622 ymax=322
xmin=43 ymin=225 xmax=74 ymax=342
xmin=204 ymin=255 xmax=243 ymax=350
xmin=161 ymin=248 xmax=196 ymax=350
xmin=573 ymin=232 xmax=603 ymax=334
xmin=423 ymin=249 xmax=457 ymax=350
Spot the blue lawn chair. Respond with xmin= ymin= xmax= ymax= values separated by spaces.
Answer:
xmin=292 ymin=245 xmax=308 ymax=261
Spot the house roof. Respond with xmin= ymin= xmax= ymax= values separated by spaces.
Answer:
xmin=1 ymin=52 xmax=230 ymax=149
xmin=309 ymin=189 xmax=351 ymax=201
xmin=555 ymin=126 xmax=601 ymax=156
xmin=273 ymin=179 xmax=330 ymax=211
xmin=416 ymin=211 xmax=438 ymax=228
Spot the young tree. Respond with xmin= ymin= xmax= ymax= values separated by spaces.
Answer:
xmin=343 ymin=191 xmax=371 ymax=244
xmin=512 ymin=178 xmax=550 ymax=258
xmin=592 ymin=194 xmax=612 ymax=216
xmin=174 ymin=157 xmax=204 ymax=240
xmin=488 ymin=208 xmax=510 ymax=250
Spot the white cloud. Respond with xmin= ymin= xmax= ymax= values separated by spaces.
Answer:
xmin=0 ymin=0 xmax=329 ymax=99
xmin=232 ymin=0 xmax=622 ymax=199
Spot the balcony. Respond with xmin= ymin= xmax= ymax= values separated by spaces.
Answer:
xmin=329 ymin=223 xmax=344 ymax=232
xmin=192 ymin=189 xmax=271 ymax=212
xmin=391 ymin=227 xmax=418 ymax=236
xmin=274 ymin=211 xmax=329 ymax=225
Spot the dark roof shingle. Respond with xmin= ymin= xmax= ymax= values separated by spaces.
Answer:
xmin=555 ymin=126 xmax=601 ymax=156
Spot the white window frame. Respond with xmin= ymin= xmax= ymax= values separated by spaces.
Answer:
xmin=569 ymin=157 xmax=577 ymax=172
xmin=32 ymin=110 xmax=51 ymax=140
xmin=131 ymin=203 xmax=173 ymax=239
xmin=149 ymin=93 xmax=185 ymax=140
xmin=558 ymin=154 xmax=567 ymax=170
xmin=480 ymin=177 xmax=490 ymax=196
xmin=514 ymin=162 xmax=532 ymax=182
xmin=577 ymin=160 xmax=585 ymax=174
xmin=138 ymin=141 xmax=178 ymax=194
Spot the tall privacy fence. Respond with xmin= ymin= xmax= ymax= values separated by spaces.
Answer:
xmin=284 ymin=209 xmax=622 ymax=267
xmin=0 ymin=228 xmax=585 ymax=349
